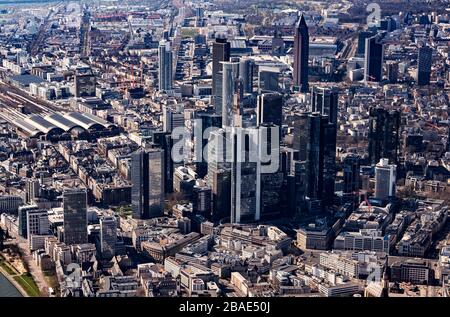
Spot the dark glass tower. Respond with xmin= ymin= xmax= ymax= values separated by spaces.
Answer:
xmin=293 ymin=15 xmax=309 ymax=92
xmin=257 ymin=92 xmax=283 ymax=128
xmin=368 ymin=107 xmax=400 ymax=165
xmin=158 ymin=41 xmax=173 ymax=91
xmin=357 ymin=31 xmax=375 ymax=56
xmin=239 ymin=58 xmax=253 ymax=94
xmin=150 ymin=131 xmax=174 ymax=193
xmin=212 ymin=37 xmax=230 ymax=111
xmin=343 ymin=154 xmax=360 ymax=194
xmin=417 ymin=45 xmax=432 ymax=86
xmin=364 ymin=35 xmax=384 ymax=82
xmin=63 ymin=188 xmax=88 ymax=245
xmin=310 ymin=87 xmax=339 ymax=125
xmin=293 ymin=113 xmax=337 ymax=211
xmin=195 ymin=112 xmax=222 ymax=178
xmin=131 ymin=149 xmax=165 ymax=219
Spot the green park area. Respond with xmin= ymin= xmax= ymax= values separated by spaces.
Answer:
xmin=0 ymin=254 xmax=17 ymax=275
xmin=13 ymin=273 xmax=40 ymax=297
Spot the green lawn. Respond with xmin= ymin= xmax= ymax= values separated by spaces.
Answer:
xmin=13 ymin=273 xmax=40 ymax=297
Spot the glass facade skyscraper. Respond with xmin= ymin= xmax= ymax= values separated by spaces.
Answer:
xmin=131 ymin=149 xmax=165 ymax=219
xmin=63 ymin=188 xmax=88 ymax=245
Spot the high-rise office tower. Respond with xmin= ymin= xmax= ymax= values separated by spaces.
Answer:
xmin=26 ymin=209 xmax=49 ymax=239
xmin=374 ymin=158 xmax=396 ymax=200
xmin=258 ymin=66 xmax=280 ymax=92
xmin=100 ymin=216 xmax=117 ymax=259
xmin=158 ymin=40 xmax=173 ymax=91
xmin=310 ymin=87 xmax=339 ymax=125
xmin=230 ymin=128 xmax=261 ymax=223
xmin=259 ymin=124 xmax=284 ymax=219
xmin=163 ymin=106 xmax=184 ymax=133
xmin=25 ymin=178 xmax=40 ymax=204
xmin=293 ymin=112 xmax=309 ymax=160
xmin=206 ymin=128 xmax=231 ymax=188
xmin=357 ymin=31 xmax=376 ymax=56
xmin=293 ymin=113 xmax=337 ymax=211
xmin=343 ymin=154 xmax=360 ymax=194
xmin=212 ymin=37 xmax=230 ymax=111
xmin=417 ymin=45 xmax=432 ymax=86
xmin=131 ymin=149 xmax=165 ymax=219
xmin=192 ymin=181 xmax=212 ymax=217
xmin=63 ymin=188 xmax=88 ymax=245
xmin=222 ymin=61 xmax=240 ymax=127
xmin=211 ymin=168 xmax=231 ymax=222
xmin=387 ymin=61 xmax=399 ymax=83
xmin=150 ymin=131 xmax=174 ymax=193
xmin=239 ymin=58 xmax=253 ymax=94
xmin=368 ymin=107 xmax=400 ymax=165
xmin=293 ymin=14 xmax=309 ymax=92
xmin=18 ymin=205 xmax=39 ymax=238
xmin=195 ymin=112 xmax=222 ymax=178
xmin=364 ymin=35 xmax=384 ymax=82
xmin=257 ymin=92 xmax=283 ymax=129
xmin=207 ymin=129 xmax=231 ymax=221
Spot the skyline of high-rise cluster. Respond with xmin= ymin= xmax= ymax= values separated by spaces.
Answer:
xmin=0 ymin=0 xmax=449 ymax=302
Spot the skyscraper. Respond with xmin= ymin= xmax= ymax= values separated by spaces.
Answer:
xmin=342 ymin=154 xmax=360 ymax=202
xmin=192 ymin=181 xmax=212 ymax=217
xmin=221 ymin=61 xmax=240 ymax=127
xmin=150 ymin=131 xmax=174 ymax=193
xmin=230 ymin=128 xmax=261 ymax=223
xmin=293 ymin=112 xmax=309 ymax=160
xmin=374 ymin=158 xmax=396 ymax=200
xmin=368 ymin=107 xmax=400 ymax=165
xmin=357 ymin=31 xmax=376 ymax=56
xmin=158 ymin=40 xmax=173 ymax=91
xmin=417 ymin=45 xmax=432 ymax=86
xmin=293 ymin=113 xmax=337 ymax=211
xmin=195 ymin=112 xmax=222 ymax=178
xmin=212 ymin=37 xmax=230 ymax=111
xmin=364 ymin=35 xmax=384 ymax=82
xmin=293 ymin=14 xmax=309 ymax=92
xmin=100 ymin=216 xmax=117 ymax=259
xmin=342 ymin=154 xmax=360 ymax=195
xmin=257 ymin=92 xmax=283 ymax=129
xmin=211 ymin=168 xmax=231 ymax=222
xmin=259 ymin=124 xmax=284 ymax=219
xmin=131 ymin=149 xmax=165 ymax=219
xmin=63 ymin=188 xmax=88 ymax=245
xmin=239 ymin=58 xmax=253 ymax=94
xmin=207 ymin=128 xmax=231 ymax=188
xmin=163 ymin=106 xmax=184 ymax=133
xmin=207 ymin=129 xmax=232 ymax=221
xmin=25 ymin=178 xmax=40 ymax=204
xmin=258 ymin=66 xmax=280 ymax=92
xmin=386 ymin=61 xmax=399 ymax=83
xmin=310 ymin=87 xmax=339 ymax=125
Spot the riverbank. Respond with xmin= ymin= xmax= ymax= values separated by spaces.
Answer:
xmin=0 ymin=253 xmax=39 ymax=297
xmin=0 ymin=265 xmax=27 ymax=297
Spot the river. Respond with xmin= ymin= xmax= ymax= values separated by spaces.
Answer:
xmin=0 ymin=272 xmax=23 ymax=297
